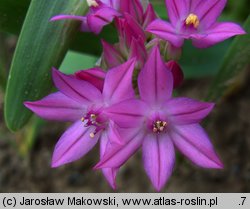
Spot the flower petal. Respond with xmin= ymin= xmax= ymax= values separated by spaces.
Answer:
xmin=104 ymin=99 xmax=148 ymax=128
xmin=50 ymin=15 xmax=90 ymax=32
xmin=193 ymin=22 xmax=246 ymax=48
xmin=88 ymin=7 xmax=121 ymax=34
xmin=52 ymin=68 xmax=102 ymax=104
xmin=52 ymin=121 xmax=99 ymax=167
xmin=146 ymin=19 xmax=184 ymax=48
xmin=24 ymin=92 xmax=84 ymax=122
xmin=103 ymin=59 xmax=136 ymax=104
xmin=138 ymin=45 xmax=174 ymax=106
xmin=101 ymin=40 xmax=125 ymax=68
xmin=50 ymin=15 xmax=85 ymax=22
xmin=171 ymin=124 xmax=223 ymax=168
xmin=142 ymin=3 xmax=157 ymax=29
xmin=166 ymin=61 xmax=184 ymax=88
xmin=94 ymin=128 xmax=144 ymax=169
xmin=165 ymin=98 xmax=214 ymax=125
xmin=195 ymin=0 xmax=227 ymax=29
xmin=120 ymin=0 xmax=144 ymax=24
xmin=128 ymin=37 xmax=147 ymax=67
xmin=165 ymin=0 xmax=189 ymax=25
xmin=143 ymin=133 xmax=175 ymax=191
xmin=100 ymin=131 xmax=119 ymax=189
xmin=75 ymin=67 xmax=106 ymax=91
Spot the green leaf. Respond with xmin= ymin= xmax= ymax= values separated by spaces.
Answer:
xmin=4 ymin=0 xmax=88 ymax=131
xmin=207 ymin=15 xmax=250 ymax=102
xmin=0 ymin=0 xmax=30 ymax=34
xmin=60 ymin=51 xmax=98 ymax=74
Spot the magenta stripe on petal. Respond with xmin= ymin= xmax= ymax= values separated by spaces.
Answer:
xmin=165 ymin=97 xmax=215 ymax=125
xmin=52 ymin=121 xmax=99 ymax=167
xmin=52 ymin=68 xmax=102 ymax=104
xmin=171 ymin=124 xmax=223 ymax=169
xmin=103 ymin=59 xmax=136 ymax=104
xmin=138 ymin=45 xmax=174 ymax=106
xmin=24 ymin=92 xmax=84 ymax=122
xmin=142 ymin=133 xmax=175 ymax=191
xmin=146 ymin=19 xmax=184 ymax=48
xmin=75 ymin=67 xmax=106 ymax=91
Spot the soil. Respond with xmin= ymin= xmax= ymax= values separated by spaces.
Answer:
xmin=0 ymin=75 xmax=250 ymax=193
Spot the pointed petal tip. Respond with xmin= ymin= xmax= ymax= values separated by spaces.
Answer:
xmin=93 ymin=163 xmax=101 ymax=170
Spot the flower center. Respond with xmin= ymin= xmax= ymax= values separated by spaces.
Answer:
xmin=87 ymin=0 xmax=99 ymax=7
xmin=185 ymin=13 xmax=199 ymax=28
xmin=152 ymin=120 xmax=168 ymax=133
xmin=81 ymin=112 xmax=105 ymax=138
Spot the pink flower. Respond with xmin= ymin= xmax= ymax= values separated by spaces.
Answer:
xmin=95 ymin=46 xmax=223 ymax=191
xmin=24 ymin=59 xmax=136 ymax=189
xmin=146 ymin=0 xmax=246 ymax=48
xmin=51 ymin=0 xmax=121 ymax=34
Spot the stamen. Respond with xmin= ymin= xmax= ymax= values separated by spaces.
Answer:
xmin=152 ymin=120 xmax=168 ymax=133
xmin=90 ymin=132 xmax=95 ymax=138
xmin=90 ymin=114 xmax=97 ymax=120
xmin=87 ymin=0 xmax=99 ymax=7
xmin=185 ymin=13 xmax=199 ymax=28
xmin=81 ymin=117 xmax=85 ymax=122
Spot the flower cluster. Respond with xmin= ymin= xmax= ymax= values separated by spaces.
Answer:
xmin=25 ymin=0 xmax=246 ymax=191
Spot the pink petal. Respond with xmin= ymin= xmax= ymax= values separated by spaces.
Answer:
xmin=50 ymin=15 xmax=91 ymax=33
xmin=143 ymin=133 xmax=175 ymax=191
xmin=75 ymin=67 xmax=106 ymax=91
xmin=51 ymin=121 xmax=99 ymax=167
xmin=193 ymin=22 xmax=246 ymax=48
xmin=146 ymin=19 xmax=184 ymax=47
xmin=100 ymin=131 xmax=119 ymax=189
xmin=50 ymin=15 xmax=85 ymax=22
xmin=166 ymin=61 xmax=184 ymax=88
xmin=104 ymin=99 xmax=149 ymax=128
xmin=52 ymin=68 xmax=102 ymax=104
xmin=123 ymin=13 xmax=147 ymax=46
xmin=128 ymin=37 xmax=147 ymax=67
xmin=142 ymin=3 xmax=157 ymax=29
xmin=165 ymin=0 xmax=189 ymax=25
xmin=24 ymin=92 xmax=83 ymax=122
xmin=165 ymin=98 xmax=215 ymax=125
xmin=103 ymin=59 xmax=136 ymax=104
xmin=120 ymin=0 xmax=144 ymax=24
xmin=94 ymin=128 xmax=145 ymax=169
xmin=171 ymin=124 xmax=223 ymax=168
xmin=101 ymin=40 xmax=125 ymax=68
xmin=88 ymin=7 xmax=121 ymax=34
xmin=138 ymin=45 xmax=174 ymax=106
xmin=194 ymin=0 xmax=227 ymax=29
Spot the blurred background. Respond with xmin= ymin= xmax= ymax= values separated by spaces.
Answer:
xmin=0 ymin=0 xmax=250 ymax=192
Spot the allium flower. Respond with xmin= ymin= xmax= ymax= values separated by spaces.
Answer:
xmin=51 ymin=0 xmax=121 ymax=34
xmin=100 ymin=0 xmax=156 ymax=69
xmin=24 ymin=59 xmax=136 ymax=189
xmin=95 ymin=46 xmax=223 ymax=191
xmin=146 ymin=0 xmax=246 ymax=48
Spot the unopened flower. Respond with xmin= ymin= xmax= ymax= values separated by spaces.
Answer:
xmin=146 ymin=0 xmax=246 ymax=48
xmin=95 ymin=46 xmax=223 ymax=191
xmin=166 ymin=61 xmax=184 ymax=88
xmin=24 ymin=59 xmax=136 ymax=189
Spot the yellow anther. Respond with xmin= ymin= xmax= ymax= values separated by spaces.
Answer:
xmin=185 ymin=13 xmax=200 ymax=28
xmin=90 ymin=114 xmax=97 ymax=120
xmin=87 ymin=0 xmax=99 ymax=7
xmin=81 ymin=117 xmax=85 ymax=122
xmin=90 ymin=132 xmax=95 ymax=138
